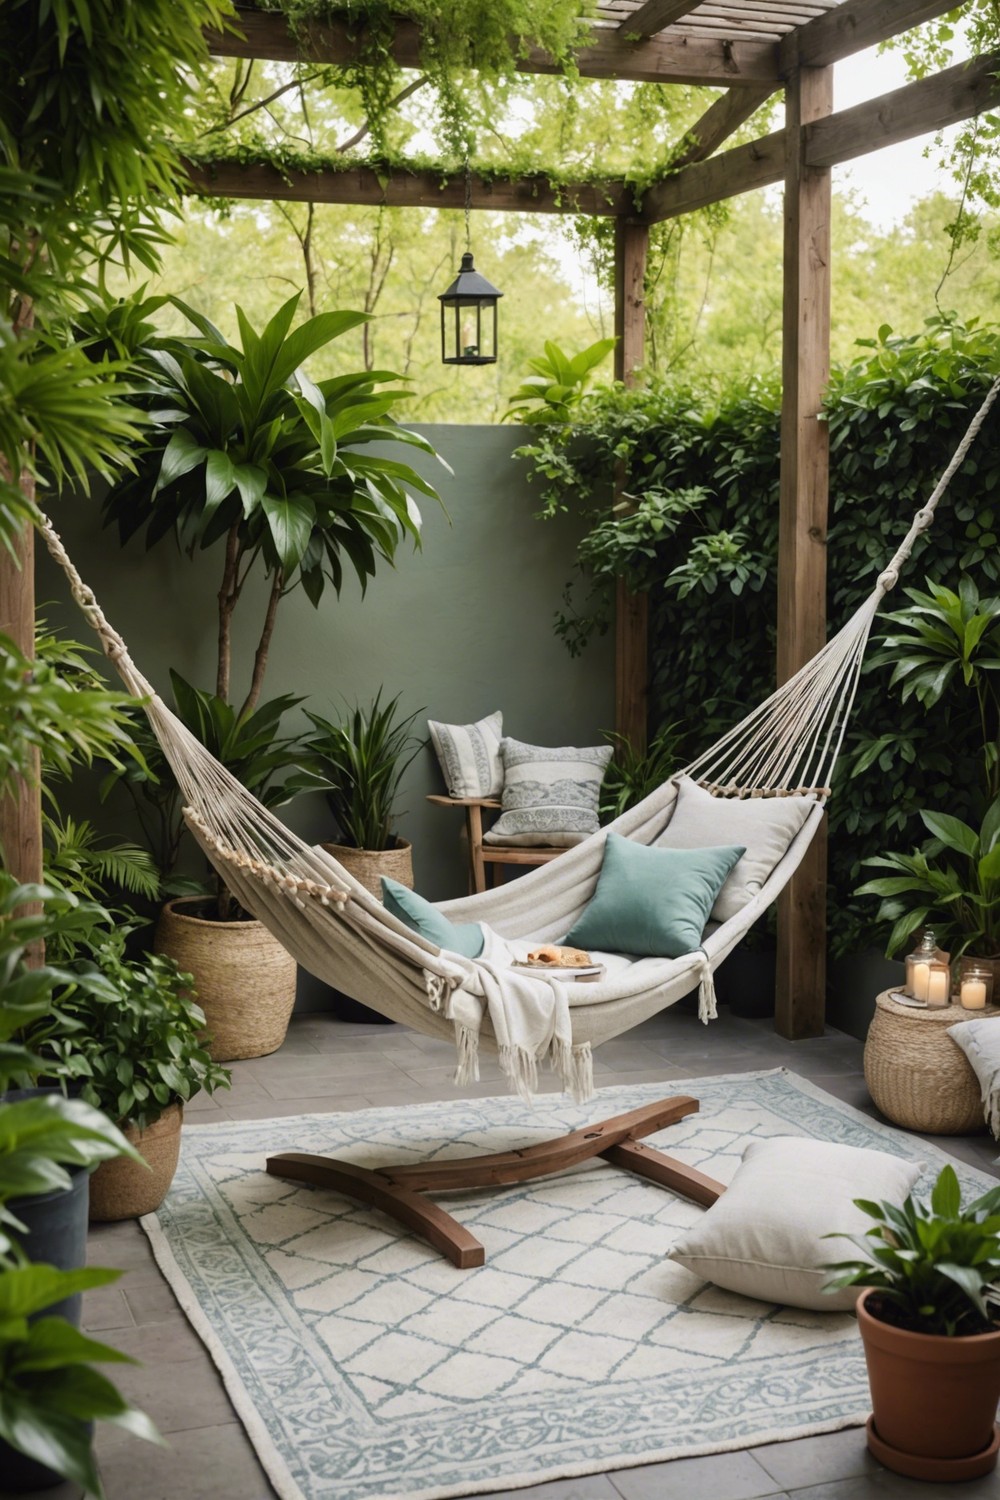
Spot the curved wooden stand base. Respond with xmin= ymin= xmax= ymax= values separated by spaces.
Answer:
xmin=267 ymin=1095 xmax=724 ymax=1269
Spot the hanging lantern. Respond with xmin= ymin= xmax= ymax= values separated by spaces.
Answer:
xmin=438 ymin=251 xmax=503 ymax=366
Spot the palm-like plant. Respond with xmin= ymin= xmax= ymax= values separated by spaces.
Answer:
xmin=869 ymin=576 xmax=1000 ymax=800
xmin=504 ymin=336 xmax=617 ymax=427
xmin=304 ymin=691 xmax=424 ymax=852
xmin=101 ymin=292 xmax=448 ymax=717
xmin=856 ymin=796 xmax=1000 ymax=959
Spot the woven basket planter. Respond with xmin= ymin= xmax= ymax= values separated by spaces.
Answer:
xmin=864 ymin=989 xmax=1000 ymax=1134
xmin=155 ymin=896 xmax=297 ymax=1062
xmin=321 ymin=839 xmax=413 ymax=900
xmin=89 ymin=1103 xmax=183 ymax=1223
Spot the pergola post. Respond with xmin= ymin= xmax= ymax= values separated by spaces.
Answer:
xmin=613 ymin=218 xmax=649 ymax=751
xmin=0 ymin=494 xmax=41 ymax=892
xmin=775 ymin=63 xmax=833 ymax=1040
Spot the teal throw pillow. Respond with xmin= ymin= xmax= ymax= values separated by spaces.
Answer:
xmin=381 ymin=878 xmax=484 ymax=959
xmin=564 ymin=833 xmax=746 ymax=958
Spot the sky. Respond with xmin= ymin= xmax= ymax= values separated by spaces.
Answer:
xmin=832 ymin=44 xmax=962 ymax=230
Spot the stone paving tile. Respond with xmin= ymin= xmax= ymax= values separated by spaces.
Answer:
xmin=609 ymin=1449 xmax=788 ymax=1500
xmin=81 ymin=1282 xmax=133 ymax=1332
xmin=220 ymin=1093 xmax=377 ymax=1121
xmin=95 ymin=1420 xmax=275 ymax=1500
xmin=121 ymin=1273 xmax=185 ymax=1326
xmin=259 ymin=1066 xmax=412 ymax=1100
xmin=785 ymin=1472 xmax=1000 ymax=1498
xmin=751 ymin=1428 xmax=878 ymax=1489
xmin=478 ymin=1476 xmax=622 ymax=1500
xmin=244 ymin=1048 xmax=410 ymax=1080
xmin=100 ymin=1310 xmax=208 ymax=1363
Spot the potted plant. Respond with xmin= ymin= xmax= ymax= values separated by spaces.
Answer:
xmin=23 ymin=929 xmax=231 ymax=1221
xmin=304 ymin=689 xmax=425 ymax=897
xmin=824 ymin=1162 xmax=1000 ymax=1481
xmin=104 ymin=672 xmax=322 ymax=1059
xmin=94 ymin=290 xmax=446 ymax=1053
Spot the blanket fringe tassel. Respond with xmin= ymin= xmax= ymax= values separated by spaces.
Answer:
xmin=696 ymin=949 xmax=718 ymax=1025
xmin=454 ymin=1023 xmax=481 ymax=1086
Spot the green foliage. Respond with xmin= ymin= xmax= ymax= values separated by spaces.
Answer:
xmin=598 ymin=724 xmax=685 ymax=823
xmin=305 ymin=690 xmax=424 ymax=851
xmin=25 ymin=938 xmax=231 ymax=1132
xmin=101 ymin=290 xmax=446 ymax=713
xmin=867 ymin=576 xmax=1000 ymax=800
xmin=855 ymin=795 xmax=1000 ymax=960
xmin=824 ymin=1163 xmax=1000 ymax=1337
xmin=101 ymin=671 xmax=322 ymax=900
xmin=264 ymin=0 xmax=593 ymax=160
xmin=514 ymin=316 xmax=1000 ymax=954
xmin=0 ymin=632 xmax=142 ymax=804
xmin=504 ymin=337 xmax=616 ymax=426
xmin=0 ymin=1264 xmax=162 ymax=1495
xmin=42 ymin=815 xmax=161 ymax=909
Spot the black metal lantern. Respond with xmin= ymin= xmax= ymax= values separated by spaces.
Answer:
xmin=438 ymin=251 xmax=503 ymax=366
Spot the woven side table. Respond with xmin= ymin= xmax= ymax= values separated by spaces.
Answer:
xmin=864 ymin=989 xmax=1000 ymax=1135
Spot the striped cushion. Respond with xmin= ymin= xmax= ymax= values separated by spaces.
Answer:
xmin=428 ymin=711 xmax=504 ymax=799
xmin=483 ymin=737 xmax=612 ymax=848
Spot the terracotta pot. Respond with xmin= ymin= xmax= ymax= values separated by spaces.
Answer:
xmin=89 ymin=1103 xmax=183 ymax=1222
xmin=321 ymin=838 xmax=413 ymax=899
xmin=858 ymin=1288 xmax=1000 ymax=1480
xmin=155 ymin=896 xmax=297 ymax=1061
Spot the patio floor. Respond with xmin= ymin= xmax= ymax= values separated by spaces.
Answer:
xmin=14 ymin=1003 xmax=1000 ymax=1500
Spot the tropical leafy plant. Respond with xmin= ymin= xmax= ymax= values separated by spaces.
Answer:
xmin=101 ymin=292 xmax=448 ymax=716
xmin=0 ymin=1262 xmax=163 ymax=1492
xmin=101 ymin=671 xmax=322 ymax=902
xmin=855 ymin=795 xmax=1000 ymax=960
xmin=823 ymin=1163 xmax=1000 ymax=1337
xmin=23 ymin=936 xmax=230 ymax=1132
xmin=867 ymin=576 xmax=1000 ymax=800
xmin=304 ymin=690 xmax=424 ymax=851
xmin=505 ymin=336 xmax=617 ymax=427
xmin=598 ymin=723 xmax=685 ymax=823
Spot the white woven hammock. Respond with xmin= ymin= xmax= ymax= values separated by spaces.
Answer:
xmin=37 ymin=376 xmax=1000 ymax=1099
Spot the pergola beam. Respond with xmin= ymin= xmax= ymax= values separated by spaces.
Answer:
xmin=807 ymin=51 xmax=1000 ymax=168
xmin=623 ymin=0 xmax=704 ymax=39
xmin=781 ymin=0 xmax=967 ymax=70
xmin=669 ymin=83 xmax=776 ymax=168
xmin=181 ymin=159 xmax=632 ymax=216
xmin=206 ymin=6 xmax=781 ymax=87
xmin=643 ymin=50 xmax=1000 ymax=222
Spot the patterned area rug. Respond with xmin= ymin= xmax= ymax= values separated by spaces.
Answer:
xmin=143 ymin=1068 xmax=993 ymax=1500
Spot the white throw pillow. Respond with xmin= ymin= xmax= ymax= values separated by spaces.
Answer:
xmin=428 ymin=710 xmax=504 ymax=799
xmin=668 ymin=1136 xmax=923 ymax=1311
xmin=483 ymin=737 xmax=613 ymax=848
xmin=949 ymin=1017 xmax=1000 ymax=1139
xmin=657 ymin=776 xmax=817 ymax=923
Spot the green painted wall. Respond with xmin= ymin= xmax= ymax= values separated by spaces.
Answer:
xmin=39 ymin=424 xmax=615 ymax=1009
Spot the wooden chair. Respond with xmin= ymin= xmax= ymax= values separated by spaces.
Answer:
xmin=426 ymin=794 xmax=566 ymax=894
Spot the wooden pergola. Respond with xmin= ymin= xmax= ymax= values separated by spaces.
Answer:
xmin=6 ymin=0 xmax=997 ymax=1037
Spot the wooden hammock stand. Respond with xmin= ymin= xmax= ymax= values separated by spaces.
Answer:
xmin=268 ymin=1094 xmax=725 ymax=1268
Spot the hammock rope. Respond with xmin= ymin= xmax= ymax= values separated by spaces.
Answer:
xmin=31 ymin=372 xmax=1000 ymax=1097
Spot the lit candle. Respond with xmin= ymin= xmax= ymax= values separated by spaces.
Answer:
xmin=911 ymin=961 xmax=931 ymax=1001
xmin=961 ymin=977 xmax=988 ymax=1010
xmin=927 ymin=966 xmax=950 ymax=1006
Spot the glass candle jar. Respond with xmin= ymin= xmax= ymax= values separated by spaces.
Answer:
xmin=959 ymin=960 xmax=994 ymax=1011
xmin=905 ymin=930 xmax=939 ymax=998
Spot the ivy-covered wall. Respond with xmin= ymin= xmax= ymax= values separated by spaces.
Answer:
xmin=517 ymin=319 xmax=1000 ymax=959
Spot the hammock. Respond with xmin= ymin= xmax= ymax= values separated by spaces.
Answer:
xmin=37 ymin=376 xmax=1000 ymax=1103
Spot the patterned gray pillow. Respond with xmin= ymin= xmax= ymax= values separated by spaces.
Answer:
xmin=483 ymin=737 xmax=612 ymax=848
xmin=428 ymin=710 xmax=504 ymax=799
